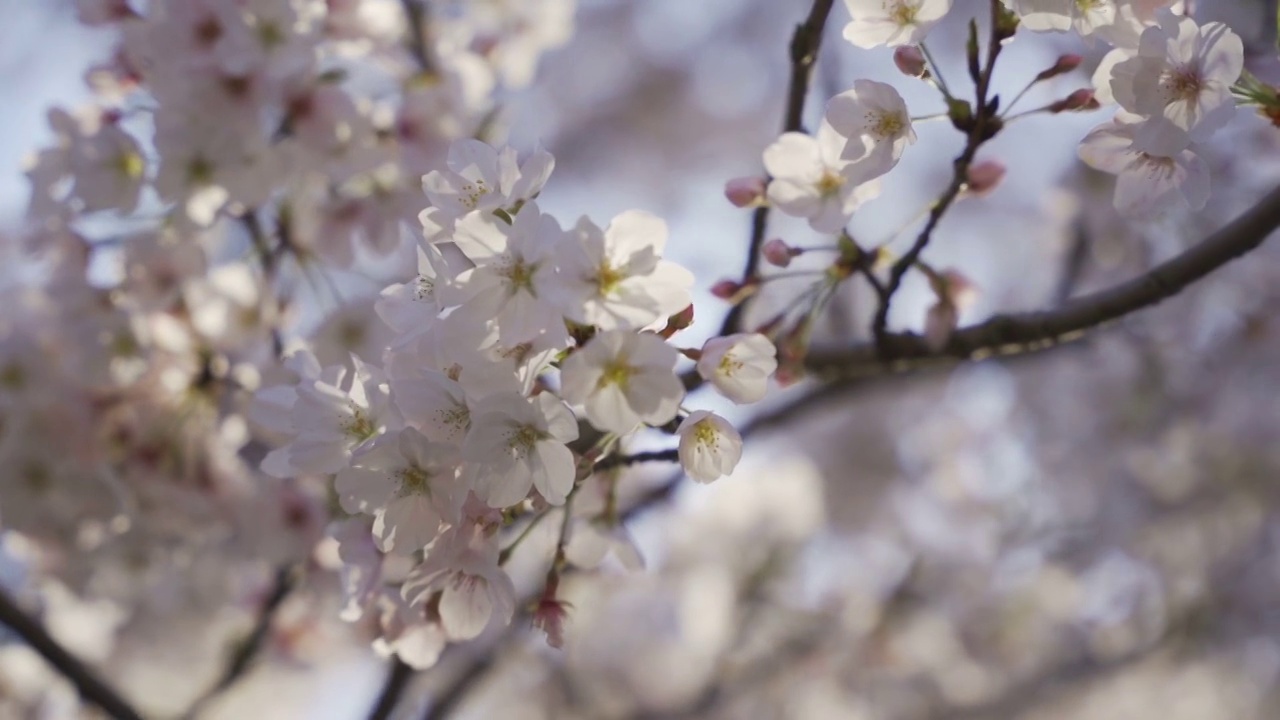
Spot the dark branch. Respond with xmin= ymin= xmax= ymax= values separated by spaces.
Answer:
xmin=399 ymin=0 xmax=435 ymax=73
xmin=367 ymin=657 xmax=415 ymax=720
xmin=595 ymin=449 xmax=680 ymax=472
xmin=182 ymin=566 xmax=296 ymax=719
xmin=807 ymin=183 xmax=1280 ymax=379
xmin=872 ymin=0 xmax=1006 ymax=345
xmin=0 ymin=587 xmax=145 ymax=720
xmin=715 ymin=0 xmax=838 ymax=341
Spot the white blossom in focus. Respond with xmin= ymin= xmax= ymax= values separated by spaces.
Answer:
xmin=842 ymin=0 xmax=952 ymax=48
xmin=1001 ymin=0 xmax=1117 ymax=36
xmin=676 ymin=411 xmax=743 ymax=483
xmin=763 ymin=122 xmax=883 ymax=233
xmin=560 ymin=330 xmax=684 ymax=434
xmin=421 ymin=139 xmax=554 ymax=237
xmin=462 ymin=392 xmax=579 ymax=507
xmin=825 ymin=80 xmax=917 ymax=183
xmin=336 ymin=428 xmax=463 ymax=554
xmin=696 ymin=333 xmax=778 ymax=405
xmin=559 ymin=211 xmax=694 ymax=330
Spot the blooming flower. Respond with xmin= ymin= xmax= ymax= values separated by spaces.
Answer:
xmin=1001 ymin=0 xmax=1117 ymax=36
xmin=675 ymin=411 xmax=743 ymax=483
xmin=1109 ymin=14 xmax=1243 ymax=154
xmin=336 ymin=428 xmax=463 ymax=554
xmin=401 ymin=525 xmax=517 ymax=641
xmin=763 ymin=121 xmax=882 ymax=233
xmin=422 ymin=139 xmax=554 ymax=236
xmin=558 ymin=211 xmax=694 ymax=331
xmin=462 ymin=392 xmax=579 ymax=507
xmin=696 ymin=333 xmax=778 ymax=405
xmin=450 ymin=205 xmax=571 ymax=349
xmin=825 ymin=80 xmax=917 ymax=184
xmin=560 ymin=330 xmax=684 ymax=434
xmin=1077 ymin=113 xmax=1209 ymax=217
xmin=842 ymin=0 xmax=952 ymax=48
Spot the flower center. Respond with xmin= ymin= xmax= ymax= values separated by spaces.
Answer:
xmin=888 ymin=1 xmax=918 ymax=26
xmin=458 ymin=179 xmax=490 ymax=210
xmin=1162 ymin=67 xmax=1203 ymax=104
xmin=598 ymin=357 xmax=634 ymax=390
xmin=815 ymin=170 xmax=844 ymax=197
xmin=396 ymin=466 xmax=433 ymax=496
xmin=500 ymin=256 xmax=539 ymax=294
xmin=508 ymin=424 xmax=542 ymax=456
xmin=869 ymin=109 xmax=905 ymax=140
xmin=344 ymin=405 xmax=377 ymax=441
xmin=593 ymin=260 xmax=626 ymax=296
xmin=692 ymin=419 xmax=721 ymax=449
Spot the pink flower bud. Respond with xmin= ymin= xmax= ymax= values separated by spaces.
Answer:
xmin=660 ymin=304 xmax=695 ymax=338
xmin=711 ymin=279 xmax=742 ymax=300
xmin=923 ymin=301 xmax=959 ymax=351
xmin=1034 ymin=54 xmax=1084 ymax=83
xmin=894 ymin=46 xmax=928 ymax=78
xmin=724 ymin=177 xmax=767 ymax=208
xmin=1049 ymin=89 xmax=1099 ymax=113
xmin=762 ymin=238 xmax=797 ymax=268
xmin=965 ymin=160 xmax=1006 ymax=197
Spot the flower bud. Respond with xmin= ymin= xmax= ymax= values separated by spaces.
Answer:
xmin=1049 ymin=89 xmax=1100 ymax=113
xmin=762 ymin=238 xmax=797 ymax=267
xmin=659 ymin=304 xmax=695 ymax=338
xmin=1034 ymin=54 xmax=1084 ymax=83
xmin=711 ymin=279 xmax=742 ymax=300
xmin=894 ymin=46 xmax=928 ymax=78
xmin=724 ymin=177 xmax=767 ymax=208
xmin=965 ymin=160 xmax=1006 ymax=197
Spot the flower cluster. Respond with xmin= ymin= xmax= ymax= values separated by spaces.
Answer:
xmin=251 ymin=137 xmax=777 ymax=664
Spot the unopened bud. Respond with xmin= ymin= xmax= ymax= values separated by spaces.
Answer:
xmin=965 ymin=160 xmax=1006 ymax=197
xmin=711 ymin=279 xmax=742 ymax=300
xmin=659 ymin=304 xmax=695 ymax=338
xmin=1034 ymin=54 xmax=1083 ymax=83
xmin=894 ymin=46 xmax=928 ymax=78
xmin=1049 ymin=89 xmax=1099 ymax=113
xmin=724 ymin=177 xmax=767 ymax=208
xmin=762 ymin=238 xmax=798 ymax=268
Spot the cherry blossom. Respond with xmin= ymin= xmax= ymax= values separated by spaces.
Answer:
xmin=763 ymin=121 xmax=883 ymax=233
xmin=462 ymin=392 xmax=579 ymax=507
xmin=560 ymin=330 xmax=684 ymax=434
xmin=825 ymin=80 xmax=917 ymax=184
xmin=401 ymin=525 xmax=517 ymax=641
xmin=842 ymin=0 xmax=952 ymax=48
xmin=695 ymin=333 xmax=778 ymax=405
xmin=676 ymin=411 xmax=744 ymax=483
xmin=1077 ymin=113 xmax=1209 ymax=216
xmin=1109 ymin=14 xmax=1243 ymax=154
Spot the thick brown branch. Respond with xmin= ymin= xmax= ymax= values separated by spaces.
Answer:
xmin=367 ymin=657 xmax=415 ymax=720
xmin=0 ymin=587 xmax=145 ymax=720
xmin=400 ymin=0 xmax=435 ymax=73
xmin=807 ymin=183 xmax=1280 ymax=378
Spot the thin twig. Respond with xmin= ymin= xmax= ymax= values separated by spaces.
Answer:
xmin=715 ymin=0 xmax=838 ymax=342
xmin=807 ymin=183 xmax=1280 ymax=378
xmin=594 ymin=449 xmax=680 ymax=472
xmin=0 ymin=587 xmax=145 ymax=720
xmin=872 ymin=0 xmax=1006 ymax=346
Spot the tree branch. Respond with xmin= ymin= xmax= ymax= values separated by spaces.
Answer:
xmin=0 ymin=587 xmax=145 ymax=720
xmin=399 ymin=0 xmax=436 ymax=74
xmin=872 ymin=0 xmax=1006 ymax=345
xmin=595 ymin=449 xmax=680 ymax=472
xmin=181 ymin=566 xmax=296 ymax=720
xmin=715 ymin=0 xmax=837 ymax=340
xmin=807 ymin=183 xmax=1280 ymax=378
xmin=367 ymin=657 xmax=415 ymax=720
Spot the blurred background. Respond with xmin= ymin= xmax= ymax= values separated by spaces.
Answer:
xmin=3 ymin=0 xmax=1280 ymax=718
